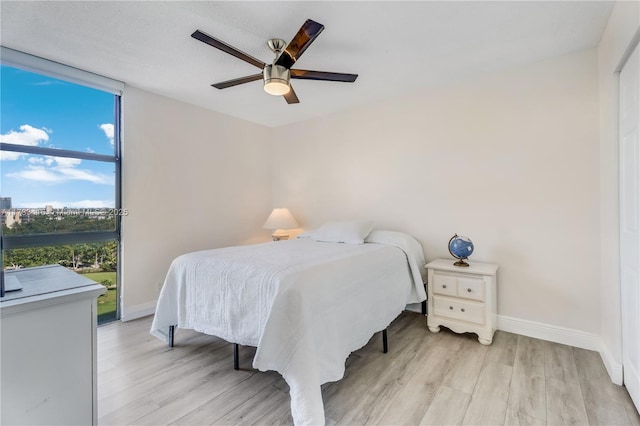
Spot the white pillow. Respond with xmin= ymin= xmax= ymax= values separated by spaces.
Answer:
xmin=301 ymin=220 xmax=375 ymax=244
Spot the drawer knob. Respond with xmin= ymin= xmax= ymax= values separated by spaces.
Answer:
xmin=467 ymin=288 xmax=472 ymax=292
xmin=449 ymin=306 xmax=453 ymax=310
xmin=461 ymin=308 xmax=466 ymax=312
xmin=442 ymin=285 xmax=447 ymax=288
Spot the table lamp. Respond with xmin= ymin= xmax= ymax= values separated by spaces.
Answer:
xmin=263 ymin=208 xmax=299 ymax=241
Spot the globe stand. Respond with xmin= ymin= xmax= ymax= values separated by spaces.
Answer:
xmin=453 ymin=258 xmax=470 ymax=267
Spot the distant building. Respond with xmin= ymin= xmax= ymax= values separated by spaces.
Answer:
xmin=0 ymin=197 xmax=12 ymax=209
xmin=4 ymin=210 xmax=21 ymax=228
xmin=45 ymin=205 xmax=53 ymax=214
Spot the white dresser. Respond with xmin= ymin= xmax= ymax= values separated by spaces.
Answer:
xmin=426 ymin=259 xmax=498 ymax=345
xmin=1 ymin=265 xmax=105 ymax=425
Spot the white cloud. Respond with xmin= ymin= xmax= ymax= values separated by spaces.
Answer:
xmin=10 ymin=166 xmax=63 ymax=183
xmin=54 ymin=166 xmax=111 ymax=184
xmin=1 ymin=124 xmax=50 ymax=145
xmin=7 ymin=156 xmax=112 ymax=185
xmin=99 ymin=123 xmax=114 ymax=146
xmin=52 ymin=156 xmax=82 ymax=168
xmin=20 ymin=200 xmax=115 ymax=209
xmin=28 ymin=157 xmax=54 ymax=166
xmin=0 ymin=124 xmax=51 ymax=161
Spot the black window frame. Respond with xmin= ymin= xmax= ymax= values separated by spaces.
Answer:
xmin=0 ymin=50 xmax=123 ymax=324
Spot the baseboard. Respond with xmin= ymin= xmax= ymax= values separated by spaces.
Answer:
xmin=497 ymin=315 xmax=601 ymax=350
xmin=121 ymin=300 xmax=156 ymax=322
xmin=599 ymin=341 xmax=624 ymax=385
xmin=497 ymin=315 xmax=623 ymax=385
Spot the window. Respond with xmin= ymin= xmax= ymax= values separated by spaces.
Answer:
xmin=1 ymin=48 xmax=123 ymax=324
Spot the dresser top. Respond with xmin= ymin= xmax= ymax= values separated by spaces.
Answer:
xmin=1 ymin=264 xmax=101 ymax=302
xmin=426 ymin=258 xmax=498 ymax=275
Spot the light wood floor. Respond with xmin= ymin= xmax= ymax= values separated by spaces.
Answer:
xmin=98 ymin=312 xmax=640 ymax=425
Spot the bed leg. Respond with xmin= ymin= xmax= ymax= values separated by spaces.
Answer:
xmin=234 ymin=343 xmax=239 ymax=370
xmin=382 ymin=328 xmax=388 ymax=354
xmin=168 ymin=325 xmax=175 ymax=348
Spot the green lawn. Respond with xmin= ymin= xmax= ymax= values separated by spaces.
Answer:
xmin=83 ymin=271 xmax=116 ymax=286
xmin=83 ymin=271 xmax=117 ymax=323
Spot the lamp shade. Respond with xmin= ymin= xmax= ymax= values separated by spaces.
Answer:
xmin=263 ymin=208 xmax=298 ymax=230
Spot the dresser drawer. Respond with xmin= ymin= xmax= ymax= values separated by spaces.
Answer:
xmin=432 ymin=274 xmax=457 ymax=296
xmin=433 ymin=296 xmax=485 ymax=325
xmin=456 ymin=277 xmax=485 ymax=301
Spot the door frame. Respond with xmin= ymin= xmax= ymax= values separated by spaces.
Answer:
xmin=618 ymin=31 xmax=640 ymax=413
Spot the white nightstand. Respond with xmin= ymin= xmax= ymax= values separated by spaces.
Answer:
xmin=426 ymin=259 xmax=498 ymax=345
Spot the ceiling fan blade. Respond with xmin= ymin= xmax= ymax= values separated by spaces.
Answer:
xmin=212 ymin=74 xmax=263 ymax=89
xmin=283 ymin=85 xmax=300 ymax=104
xmin=275 ymin=19 xmax=324 ymax=69
xmin=291 ymin=69 xmax=358 ymax=83
xmin=192 ymin=30 xmax=265 ymax=69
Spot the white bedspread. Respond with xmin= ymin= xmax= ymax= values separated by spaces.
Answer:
xmin=151 ymin=234 xmax=426 ymax=425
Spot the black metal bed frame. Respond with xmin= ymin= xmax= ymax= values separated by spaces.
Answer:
xmin=167 ymin=325 xmax=388 ymax=370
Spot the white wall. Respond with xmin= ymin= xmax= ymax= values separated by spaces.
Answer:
xmin=120 ymin=87 xmax=271 ymax=319
xmin=114 ymin=7 xmax=639 ymax=386
xmin=598 ymin=0 xmax=640 ymax=384
xmin=271 ymin=49 xmax=601 ymax=336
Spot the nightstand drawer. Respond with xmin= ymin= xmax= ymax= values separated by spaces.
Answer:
xmin=456 ymin=277 xmax=485 ymax=301
xmin=432 ymin=272 xmax=485 ymax=301
xmin=433 ymin=296 xmax=485 ymax=325
xmin=432 ymin=274 xmax=457 ymax=296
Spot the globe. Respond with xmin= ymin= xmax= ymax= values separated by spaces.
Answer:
xmin=448 ymin=234 xmax=474 ymax=267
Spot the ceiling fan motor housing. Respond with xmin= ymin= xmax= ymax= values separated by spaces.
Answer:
xmin=263 ymin=64 xmax=291 ymax=95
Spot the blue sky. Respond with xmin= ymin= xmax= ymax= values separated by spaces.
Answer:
xmin=1 ymin=65 xmax=116 ymax=208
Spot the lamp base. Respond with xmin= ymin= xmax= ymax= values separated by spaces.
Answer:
xmin=272 ymin=230 xmax=290 ymax=241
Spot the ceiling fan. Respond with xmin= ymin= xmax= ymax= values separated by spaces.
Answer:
xmin=191 ymin=19 xmax=358 ymax=104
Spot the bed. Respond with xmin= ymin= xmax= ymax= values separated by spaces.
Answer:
xmin=150 ymin=225 xmax=426 ymax=425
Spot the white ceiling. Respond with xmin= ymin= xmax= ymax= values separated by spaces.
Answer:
xmin=1 ymin=1 xmax=613 ymax=128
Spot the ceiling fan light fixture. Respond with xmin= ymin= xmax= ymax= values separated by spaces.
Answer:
xmin=263 ymin=64 xmax=291 ymax=96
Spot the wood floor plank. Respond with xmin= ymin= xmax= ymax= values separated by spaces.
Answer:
xmin=545 ymin=377 xmax=589 ymax=425
xmin=619 ymin=389 xmax=640 ymax=426
xmin=462 ymin=361 xmax=512 ymax=425
xmin=98 ymin=342 xmax=240 ymax=419
xmin=169 ymin=371 xmax=280 ymax=425
xmin=503 ymin=408 xmax=546 ymax=425
xmin=484 ymin=330 xmax=518 ymax=367
xmin=573 ymin=347 xmax=631 ymax=425
xmin=507 ymin=335 xmax=546 ymax=422
xmin=507 ymin=370 xmax=546 ymax=422
xmin=333 ymin=326 xmax=429 ymax=425
xmin=419 ymin=385 xmax=471 ymax=425
xmin=544 ymin=341 xmax=579 ymax=384
xmin=250 ymin=385 xmax=294 ymax=426
xmin=100 ymin=349 xmax=254 ymax=424
xmin=323 ymin=315 xmax=426 ymax=423
xmin=376 ymin=344 xmax=455 ymax=425
xmin=514 ymin=335 xmax=545 ymax=377
xmin=211 ymin=384 xmax=290 ymax=425
xmin=137 ymin=369 xmax=275 ymax=425
xmin=441 ymin=335 xmax=489 ymax=394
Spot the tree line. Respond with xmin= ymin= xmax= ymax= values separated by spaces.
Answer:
xmin=3 ymin=214 xmax=117 ymax=271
